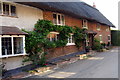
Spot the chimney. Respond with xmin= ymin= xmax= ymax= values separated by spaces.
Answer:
xmin=93 ymin=2 xmax=96 ymax=8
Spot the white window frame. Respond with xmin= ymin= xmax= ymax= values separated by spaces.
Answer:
xmin=97 ymin=23 xmax=101 ymax=31
xmin=0 ymin=1 xmax=17 ymax=17
xmin=0 ymin=35 xmax=26 ymax=58
xmin=99 ymin=35 xmax=103 ymax=43
xmin=67 ymin=34 xmax=75 ymax=46
xmin=82 ymin=19 xmax=88 ymax=29
xmin=53 ymin=13 xmax=65 ymax=26
xmin=108 ymin=35 xmax=111 ymax=42
xmin=48 ymin=32 xmax=59 ymax=42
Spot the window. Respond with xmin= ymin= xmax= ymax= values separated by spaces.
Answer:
xmin=11 ymin=5 xmax=16 ymax=16
xmin=53 ymin=13 xmax=65 ymax=25
xmin=0 ymin=2 xmax=16 ymax=16
xmin=0 ymin=36 xmax=25 ymax=58
xmin=47 ymin=32 xmax=59 ymax=42
xmin=67 ymin=34 xmax=75 ymax=45
xmin=99 ymin=35 xmax=102 ymax=43
xmin=2 ymin=37 xmax=12 ymax=55
xmin=108 ymin=35 xmax=111 ymax=41
xmin=3 ymin=3 xmax=9 ymax=15
xmin=13 ymin=37 xmax=23 ymax=54
xmin=106 ymin=27 xmax=109 ymax=31
xmin=82 ymin=19 xmax=88 ymax=29
xmin=97 ymin=23 xmax=101 ymax=30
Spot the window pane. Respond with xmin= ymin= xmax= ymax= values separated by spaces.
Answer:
xmin=13 ymin=37 xmax=23 ymax=54
xmin=99 ymin=36 xmax=102 ymax=41
xmin=56 ymin=34 xmax=60 ymax=40
xmin=108 ymin=36 xmax=110 ymax=40
xmin=11 ymin=5 xmax=16 ymax=16
xmin=2 ymin=37 xmax=12 ymax=55
xmin=3 ymin=3 xmax=9 ymax=15
xmin=47 ymin=34 xmax=51 ymax=41
xmin=53 ymin=14 xmax=57 ymax=24
xmin=62 ymin=15 xmax=64 ymax=25
xmin=0 ymin=2 xmax=2 ymax=14
xmin=51 ymin=34 xmax=56 ymax=41
xmin=58 ymin=15 xmax=61 ymax=24
xmin=47 ymin=33 xmax=58 ymax=42
xmin=72 ymin=35 xmax=74 ymax=43
xmin=97 ymin=23 xmax=100 ymax=30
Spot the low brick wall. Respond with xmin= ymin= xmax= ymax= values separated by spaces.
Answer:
xmin=46 ymin=45 xmax=84 ymax=59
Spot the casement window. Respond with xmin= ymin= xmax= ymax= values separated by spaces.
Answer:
xmin=108 ymin=35 xmax=111 ymax=41
xmin=0 ymin=35 xmax=26 ymax=58
xmin=96 ymin=23 xmax=101 ymax=30
xmin=0 ymin=2 xmax=16 ymax=16
xmin=82 ymin=19 xmax=88 ymax=29
xmin=53 ymin=13 xmax=65 ymax=25
xmin=67 ymin=34 xmax=75 ymax=45
xmin=47 ymin=32 xmax=59 ymax=42
xmin=99 ymin=35 xmax=103 ymax=43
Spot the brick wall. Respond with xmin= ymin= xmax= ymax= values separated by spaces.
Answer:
xmin=43 ymin=11 xmax=111 ymax=59
xmin=65 ymin=15 xmax=82 ymax=28
xmin=45 ymin=45 xmax=83 ymax=59
xmin=88 ymin=21 xmax=111 ymax=44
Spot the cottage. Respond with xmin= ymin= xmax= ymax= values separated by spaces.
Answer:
xmin=0 ymin=1 xmax=114 ymax=72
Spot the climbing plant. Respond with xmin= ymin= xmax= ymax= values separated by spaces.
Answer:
xmin=23 ymin=19 xmax=86 ymax=67
xmin=73 ymin=27 xmax=87 ymax=49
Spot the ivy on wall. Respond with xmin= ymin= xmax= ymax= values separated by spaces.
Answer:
xmin=23 ymin=19 xmax=86 ymax=66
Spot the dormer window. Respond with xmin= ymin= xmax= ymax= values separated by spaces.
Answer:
xmin=0 ymin=2 xmax=16 ymax=17
xmin=82 ymin=19 xmax=88 ymax=29
xmin=53 ymin=13 xmax=65 ymax=25
xmin=106 ymin=27 xmax=109 ymax=32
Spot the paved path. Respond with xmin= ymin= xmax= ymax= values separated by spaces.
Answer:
xmin=29 ymin=47 xmax=118 ymax=78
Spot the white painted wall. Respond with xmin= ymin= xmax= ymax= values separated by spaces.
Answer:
xmin=0 ymin=2 xmax=43 ymax=70
xmin=0 ymin=56 xmax=31 ymax=70
xmin=1 ymin=2 xmax=43 ymax=31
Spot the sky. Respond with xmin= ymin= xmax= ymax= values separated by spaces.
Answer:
xmin=82 ymin=0 xmax=119 ymax=30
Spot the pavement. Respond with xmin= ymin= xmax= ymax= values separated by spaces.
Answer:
xmin=25 ymin=47 xmax=118 ymax=78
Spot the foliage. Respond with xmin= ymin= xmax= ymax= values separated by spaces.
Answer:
xmin=111 ymin=30 xmax=120 ymax=46
xmin=101 ymin=43 xmax=106 ymax=48
xmin=92 ymin=38 xmax=102 ymax=51
xmin=73 ymin=26 xmax=87 ymax=49
xmin=23 ymin=19 xmax=86 ymax=67
xmin=0 ymin=62 xmax=7 ymax=76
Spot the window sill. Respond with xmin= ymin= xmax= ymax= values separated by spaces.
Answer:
xmin=66 ymin=43 xmax=75 ymax=46
xmin=54 ymin=24 xmax=65 ymax=26
xmin=97 ymin=29 xmax=100 ymax=31
xmin=0 ymin=53 xmax=27 ymax=58
xmin=82 ymin=27 xmax=88 ymax=29
xmin=0 ymin=14 xmax=18 ymax=18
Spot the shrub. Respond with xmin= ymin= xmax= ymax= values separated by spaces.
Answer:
xmin=92 ymin=38 xmax=102 ymax=51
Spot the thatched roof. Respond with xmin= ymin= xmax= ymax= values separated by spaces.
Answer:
xmin=17 ymin=2 xmax=115 ymax=27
